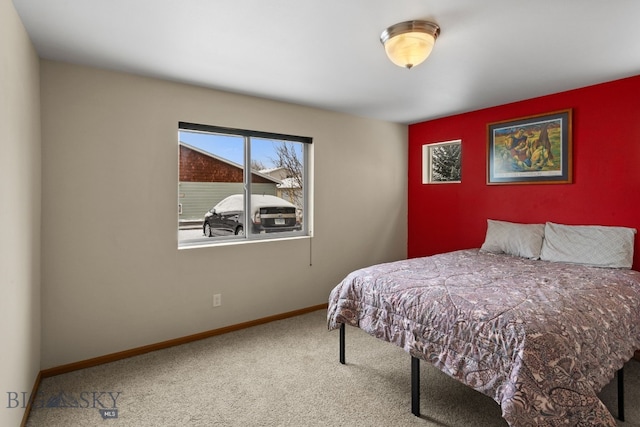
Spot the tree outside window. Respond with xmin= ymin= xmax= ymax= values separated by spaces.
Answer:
xmin=422 ymin=140 xmax=461 ymax=184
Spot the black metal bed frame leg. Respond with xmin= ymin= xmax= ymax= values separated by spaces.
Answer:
xmin=339 ymin=323 xmax=346 ymax=364
xmin=337 ymin=327 xmax=622 ymax=422
xmin=339 ymin=326 xmax=421 ymax=417
xmin=618 ymin=367 xmax=624 ymax=422
xmin=411 ymin=356 xmax=420 ymax=416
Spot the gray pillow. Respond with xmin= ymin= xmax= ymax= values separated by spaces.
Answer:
xmin=540 ymin=222 xmax=636 ymax=268
xmin=480 ymin=219 xmax=545 ymax=259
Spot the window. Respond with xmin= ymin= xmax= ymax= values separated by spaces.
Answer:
xmin=422 ymin=140 xmax=461 ymax=184
xmin=178 ymin=122 xmax=311 ymax=247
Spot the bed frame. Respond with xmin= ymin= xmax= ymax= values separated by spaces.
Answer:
xmin=338 ymin=323 xmax=626 ymax=422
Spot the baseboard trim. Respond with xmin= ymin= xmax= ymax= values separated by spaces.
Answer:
xmin=20 ymin=371 xmax=42 ymax=427
xmin=40 ymin=303 xmax=328 ymax=379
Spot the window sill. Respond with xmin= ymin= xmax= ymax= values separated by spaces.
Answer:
xmin=178 ymin=234 xmax=311 ymax=250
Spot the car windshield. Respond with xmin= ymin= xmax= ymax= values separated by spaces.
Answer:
xmin=213 ymin=195 xmax=243 ymax=212
xmin=214 ymin=194 xmax=295 ymax=213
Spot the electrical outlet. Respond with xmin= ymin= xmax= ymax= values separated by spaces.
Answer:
xmin=213 ymin=293 xmax=222 ymax=307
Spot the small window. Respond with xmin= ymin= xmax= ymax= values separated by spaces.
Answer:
xmin=178 ymin=122 xmax=311 ymax=248
xmin=422 ymin=140 xmax=461 ymax=184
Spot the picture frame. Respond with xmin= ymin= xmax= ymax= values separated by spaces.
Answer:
xmin=487 ymin=109 xmax=572 ymax=185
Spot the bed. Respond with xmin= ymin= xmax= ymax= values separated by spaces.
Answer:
xmin=327 ymin=220 xmax=640 ymax=427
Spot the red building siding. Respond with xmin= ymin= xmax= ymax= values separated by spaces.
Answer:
xmin=408 ymin=75 xmax=640 ymax=269
xmin=179 ymin=145 xmax=273 ymax=183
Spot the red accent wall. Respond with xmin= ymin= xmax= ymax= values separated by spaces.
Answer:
xmin=408 ymin=75 xmax=640 ymax=269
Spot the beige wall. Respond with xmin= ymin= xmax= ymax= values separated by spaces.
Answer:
xmin=0 ymin=0 xmax=42 ymax=424
xmin=40 ymin=61 xmax=407 ymax=368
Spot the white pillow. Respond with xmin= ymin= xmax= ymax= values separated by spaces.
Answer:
xmin=480 ymin=219 xmax=545 ymax=259
xmin=540 ymin=222 xmax=636 ymax=268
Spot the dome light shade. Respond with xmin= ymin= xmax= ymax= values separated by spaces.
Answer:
xmin=380 ymin=20 xmax=440 ymax=69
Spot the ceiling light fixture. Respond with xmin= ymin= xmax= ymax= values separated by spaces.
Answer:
xmin=380 ymin=20 xmax=440 ymax=69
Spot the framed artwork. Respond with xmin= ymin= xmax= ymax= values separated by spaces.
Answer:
xmin=487 ymin=109 xmax=572 ymax=185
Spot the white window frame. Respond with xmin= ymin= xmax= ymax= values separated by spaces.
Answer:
xmin=422 ymin=139 xmax=462 ymax=184
xmin=178 ymin=122 xmax=312 ymax=248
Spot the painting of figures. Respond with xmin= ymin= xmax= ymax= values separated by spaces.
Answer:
xmin=487 ymin=109 xmax=572 ymax=184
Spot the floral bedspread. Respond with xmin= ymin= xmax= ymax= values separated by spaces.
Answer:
xmin=327 ymin=249 xmax=640 ymax=426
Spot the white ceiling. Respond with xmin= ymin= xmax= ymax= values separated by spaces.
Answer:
xmin=13 ymin=0 xmax=640 ymax=124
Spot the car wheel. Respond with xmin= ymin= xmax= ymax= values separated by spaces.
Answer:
xmin=204 ymin=223 xmax=212 ymax=237
xmin=235 ymin=226 xmax=244 ymax=236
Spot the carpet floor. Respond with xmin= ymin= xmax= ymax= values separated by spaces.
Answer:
xmin=26 ymin=309 xmax=640 ymax=426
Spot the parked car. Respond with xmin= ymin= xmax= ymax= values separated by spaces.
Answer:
xmin=203 ymin=194 xmax=300 ymax=237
